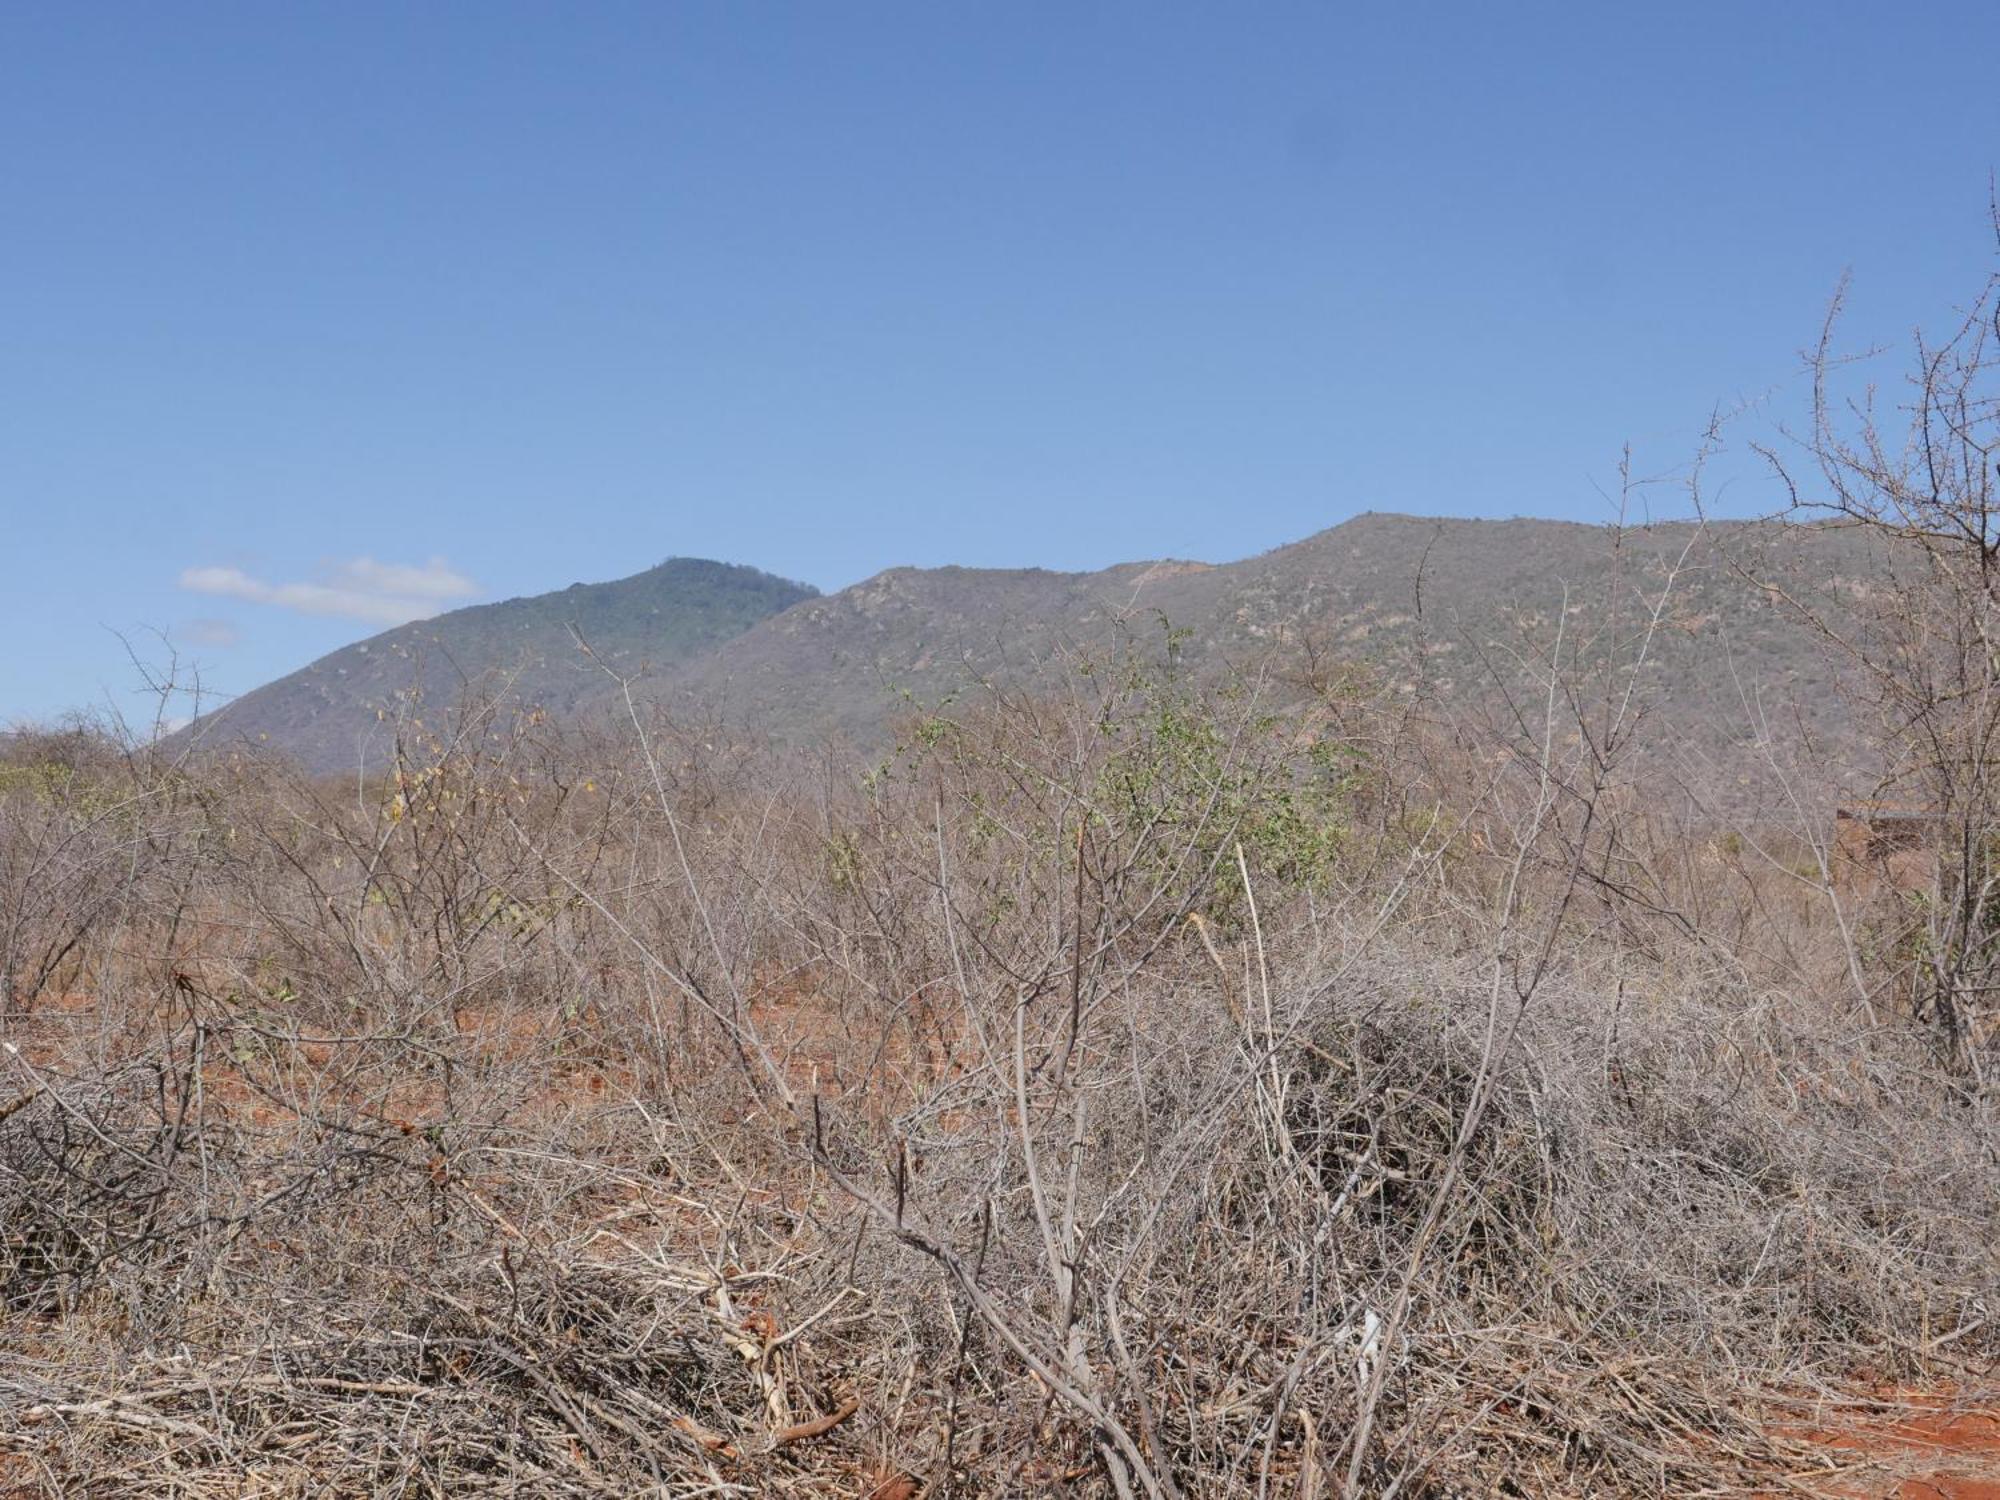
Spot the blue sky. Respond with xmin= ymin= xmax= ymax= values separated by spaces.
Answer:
xmin=5 ymin=2 xmax=1998 ymax=726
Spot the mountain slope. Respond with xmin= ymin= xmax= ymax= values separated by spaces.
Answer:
xmin=656 ymin=514 xmax=1876 ymax=761
xmin=650 ymin=558 xmax=1215 ymax=746
xmin=193 ymin=558 xmax=816 ymax=768
xmin=198 ymin=515 xmax=1882 ymax=778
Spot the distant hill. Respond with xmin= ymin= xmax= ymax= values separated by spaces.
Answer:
xmin=654 ymin=514 xmax=1877 ymax=767
xmin=189 ymin=558 xmax=816 ymax=768
xmin=191 ymin=515 xmax=1883 ymax=783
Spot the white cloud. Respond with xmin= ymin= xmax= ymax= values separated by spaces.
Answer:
xmin=179 ymin=557 xmax=479 ymax=626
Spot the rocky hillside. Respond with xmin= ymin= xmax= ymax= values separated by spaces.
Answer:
xmin=189 ymin=558 xmax=816 ymax=769
xmin=192 ymin=515 xmax=1880 ymax=779
xmin=654 ymin=514 xmax=1875 ymax=763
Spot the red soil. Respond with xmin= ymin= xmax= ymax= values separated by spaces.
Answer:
xmin=1777 ymin=1390 xmax=2000 ymax=1498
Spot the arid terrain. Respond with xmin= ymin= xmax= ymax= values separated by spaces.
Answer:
xmin=11 ymin=6 xmax=1998 ymax=1495
xmin=4 ymin=532 xmax=1996 ymax=1493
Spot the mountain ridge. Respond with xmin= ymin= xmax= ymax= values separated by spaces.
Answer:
xmin=188 ymin=556 xmax=817 ymax=768
xmin=186 ymin=513 xmax=1877 ymax=775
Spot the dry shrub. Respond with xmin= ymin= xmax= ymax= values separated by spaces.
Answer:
xmin=0 ymin=637 xmax=1994 ymax=1498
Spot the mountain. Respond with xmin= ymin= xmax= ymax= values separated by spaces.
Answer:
xmin=191 ymin=515 xmax=1881 ymax=780
xmin=653 ymin=514 xmax=1876 ymax=762
xmin=189 ymin=558 xmax=816 ymax=768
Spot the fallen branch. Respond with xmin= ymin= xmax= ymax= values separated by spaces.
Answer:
xmin=770 ymin=1394 xmax=859 ymax=1449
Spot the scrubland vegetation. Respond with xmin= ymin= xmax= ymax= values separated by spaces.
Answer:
xmin=5 ymin=272 xmax=2000 ymax=1498
xmin=0 ymin=611 xmax=1993 ymax=1498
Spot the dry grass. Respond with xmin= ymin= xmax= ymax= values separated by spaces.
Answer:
xmin=0 ymin=654 xmax=1994 ymax=1497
